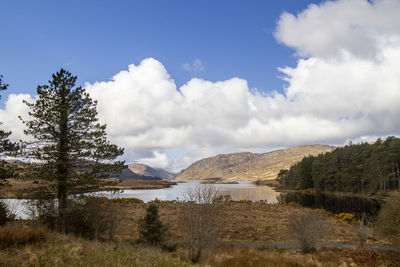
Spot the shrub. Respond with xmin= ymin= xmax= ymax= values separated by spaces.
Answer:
xmin=180 ymin=184 xmax=222 ymax=263
xmin=138 ymin=203 xmax=167 ymax=245
xmin=25 ymin=189 xmax=58 ymax=230
xmin=0 ymin=224 xmax=46 ymax=249
xmin=287 ymin=211 xmax=330 ymax=254
xmin=63 ymin=196 xmax=119 ymax=240
xmin=27 ymin=193 xmax=118 ymax=240
xmin=354 ymin=213 xmax=370 ymax=247
xmin=0 ymin=201 xmax=11 ymax=226
xmin=335 ymin=212 xmax=357 ymax=223
xmin=375 ymin=193 xmax=400 ymax=243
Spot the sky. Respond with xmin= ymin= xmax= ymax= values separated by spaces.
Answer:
xmin=1 ymin=0 xmax=400 ymax=172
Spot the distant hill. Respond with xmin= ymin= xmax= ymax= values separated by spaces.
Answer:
xmin=117 ymin=167 xmax=161 ymax=180
xmin=121 ymin=163 xmax=176 ymax=180
xmin=176 ymin=145 xmax=335 ymax=181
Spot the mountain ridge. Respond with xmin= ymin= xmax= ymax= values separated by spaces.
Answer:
xmin=125 ymin=163 xmax=176 ymax=180
xmin=176 ymin=144 xmax=335 ymax=181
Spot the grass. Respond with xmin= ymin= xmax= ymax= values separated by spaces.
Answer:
xmin=0 ymin=226 xmax=189 ymax=267
xmin=0 ymin=223 xmax=47 ymax=249
xmin=198 ymin=246 xmax=400 ymax=267
xmin=1 ymin=228 xmax=400 ymax=267
xmin=115 ymin=201 xmax=391 ymax=245
xmin=1 ymin=201 xmax=399 ymax=266
xmin=1 ymin=208 xmax=400 ymax=266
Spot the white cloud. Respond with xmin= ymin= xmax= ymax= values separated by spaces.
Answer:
xmin=140 ymin=151 xmax=170 ymax=169
xmin=274 ymin=0 xmax=400 ymax=60
xmin=182 ymin=58 xmax=206 ymax=73
xmin=0 ymin=94 xmax=33 ymax=142
xmin=1 ymin=0 xmax=400 ymax=172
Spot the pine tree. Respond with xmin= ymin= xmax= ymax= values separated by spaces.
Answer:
xmin=20 ymin=69 xmax=124 ymax=228
xmin=138 ymin=203 xmax=167 ymax=245
xmin=0 ymin=75 xmax=15 ymax=155
xmin=0 ymin=75 xmax=18 ymax=180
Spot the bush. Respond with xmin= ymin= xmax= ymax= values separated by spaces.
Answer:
xmin=288 ymin=211 xmax=330 ymax=254
xmin=64 ymin=196 xmax=119 ymax=240
xmin=138 ymin=203 xmax=167 ymax=245
xmin=375 ymin=193 xmax=400 ymax=243
xmin=335 ymin=212 xmax=357 ymax=224
xmin=0 ymin=201 xmax=11 ymax=226
xmin=0 ymin=224 xmax=46 ymax=249
xmin=180 ymin=184 xmax=222 ymax=263
xmin=27 ymin=193 xmax=118 ymax=240
xmin=25 ymin=190 xmax=58 ymax=230
xmin=354 ymin=213 xmax=370 ymax=247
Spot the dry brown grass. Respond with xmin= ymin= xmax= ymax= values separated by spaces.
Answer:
xmin=0 ymin=222 xmax=47 ymax=249
xmin=0 ymin=178 xmax=55 ymax=198
xmin=0 ymin=228 xmax=188 ymax=267
xmin=199 ymin=246 xmax=400 ymax=267
xmin=114 ymin=201 xmax=390 ymax=246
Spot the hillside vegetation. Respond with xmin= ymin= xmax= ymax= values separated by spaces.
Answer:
xmin=278 ymin=137 xmax=400 ymax=193
xmin=177 ymin=145 xmax=334 ymax=180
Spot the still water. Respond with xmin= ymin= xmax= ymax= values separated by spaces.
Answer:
xmin=2 ymin=180 xmax=280 ymax=219
xmin=92 ymin=180 xmax=280 ymax=203
xmin=279 ymin=191 xmax=381 ymax=218
xmin=2 ymin=180 xmax=382 ymax=220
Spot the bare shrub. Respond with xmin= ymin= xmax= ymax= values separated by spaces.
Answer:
xmin=287 ymin=211 xmax=330 ymax=253
xmin=375 ymin=193 xmax=400 ymax=243
xmin=354 ymin=213 xmax=370 ymax=247
xmin=179 ymin=184 xmax=222 ymax=263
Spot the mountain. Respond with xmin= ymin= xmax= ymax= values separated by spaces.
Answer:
xmin=176 ymin=145 xmax=335 ymax=181
xmin=125 ymin=163 xmax=176 ymax=180
xmin=117 ymin=167 xmax=161 ymax=180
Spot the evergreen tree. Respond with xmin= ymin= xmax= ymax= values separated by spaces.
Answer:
xmin=279 ymin=137 xmax=400 ymax=193
xmin=138 ymin=203 xmax=167 ymax=245
xmin=20 ymin=69 xmax=124 ymax=228
xmin=0 ymin=75 xmax=18 ymax=180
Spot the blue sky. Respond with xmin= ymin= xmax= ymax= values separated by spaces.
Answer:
xmin=1 ymin=0 xmax=322 ymax=100
xmin=1 ymin=0 xmax=400 ymax=171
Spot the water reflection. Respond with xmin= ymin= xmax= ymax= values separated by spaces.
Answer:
xmin=93 ymin=180 xmax=281 ymax=203
xmin=2 ymin=181 xmax=382 ymax=220
xmin=280 ymin=192 xmax=381 ymax=218
xmin=1 ymin=199 xmax=29 ymax=220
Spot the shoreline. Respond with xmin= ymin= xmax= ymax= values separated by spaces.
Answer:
xmin=0 ymin=179 xmax=177 ymax=199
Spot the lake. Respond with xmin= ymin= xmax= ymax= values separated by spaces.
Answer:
xmin=91 ymin=180 xmax=280 ymax=203
xmin=2 ymin=180 xmax=382 ymax=220
xmin=2 ymin=180 xmax=281 ymax=219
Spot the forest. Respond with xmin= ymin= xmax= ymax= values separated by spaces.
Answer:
xmin=277 ymin=137 xmax=400 ymax=193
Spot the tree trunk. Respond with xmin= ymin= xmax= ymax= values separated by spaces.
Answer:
xmin=57 ymin=175 xmax=67 ymax=232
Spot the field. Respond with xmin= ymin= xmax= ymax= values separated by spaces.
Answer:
xmin=114 ymin=201 xmax=391 ymax=245
xmin=1 ymin=201 xmax=400 ymax=266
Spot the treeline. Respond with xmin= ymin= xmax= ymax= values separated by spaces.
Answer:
xmin=277 ymin=137 xmax=400 ymax=193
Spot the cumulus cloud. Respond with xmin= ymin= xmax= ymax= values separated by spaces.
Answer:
xmin=0 ymin=94 xmax=33 ymax=141
xmin=275 ymin=0 xmax=400 ymax=60
xmin=1 ymin=0 xmax=400 ymax=172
